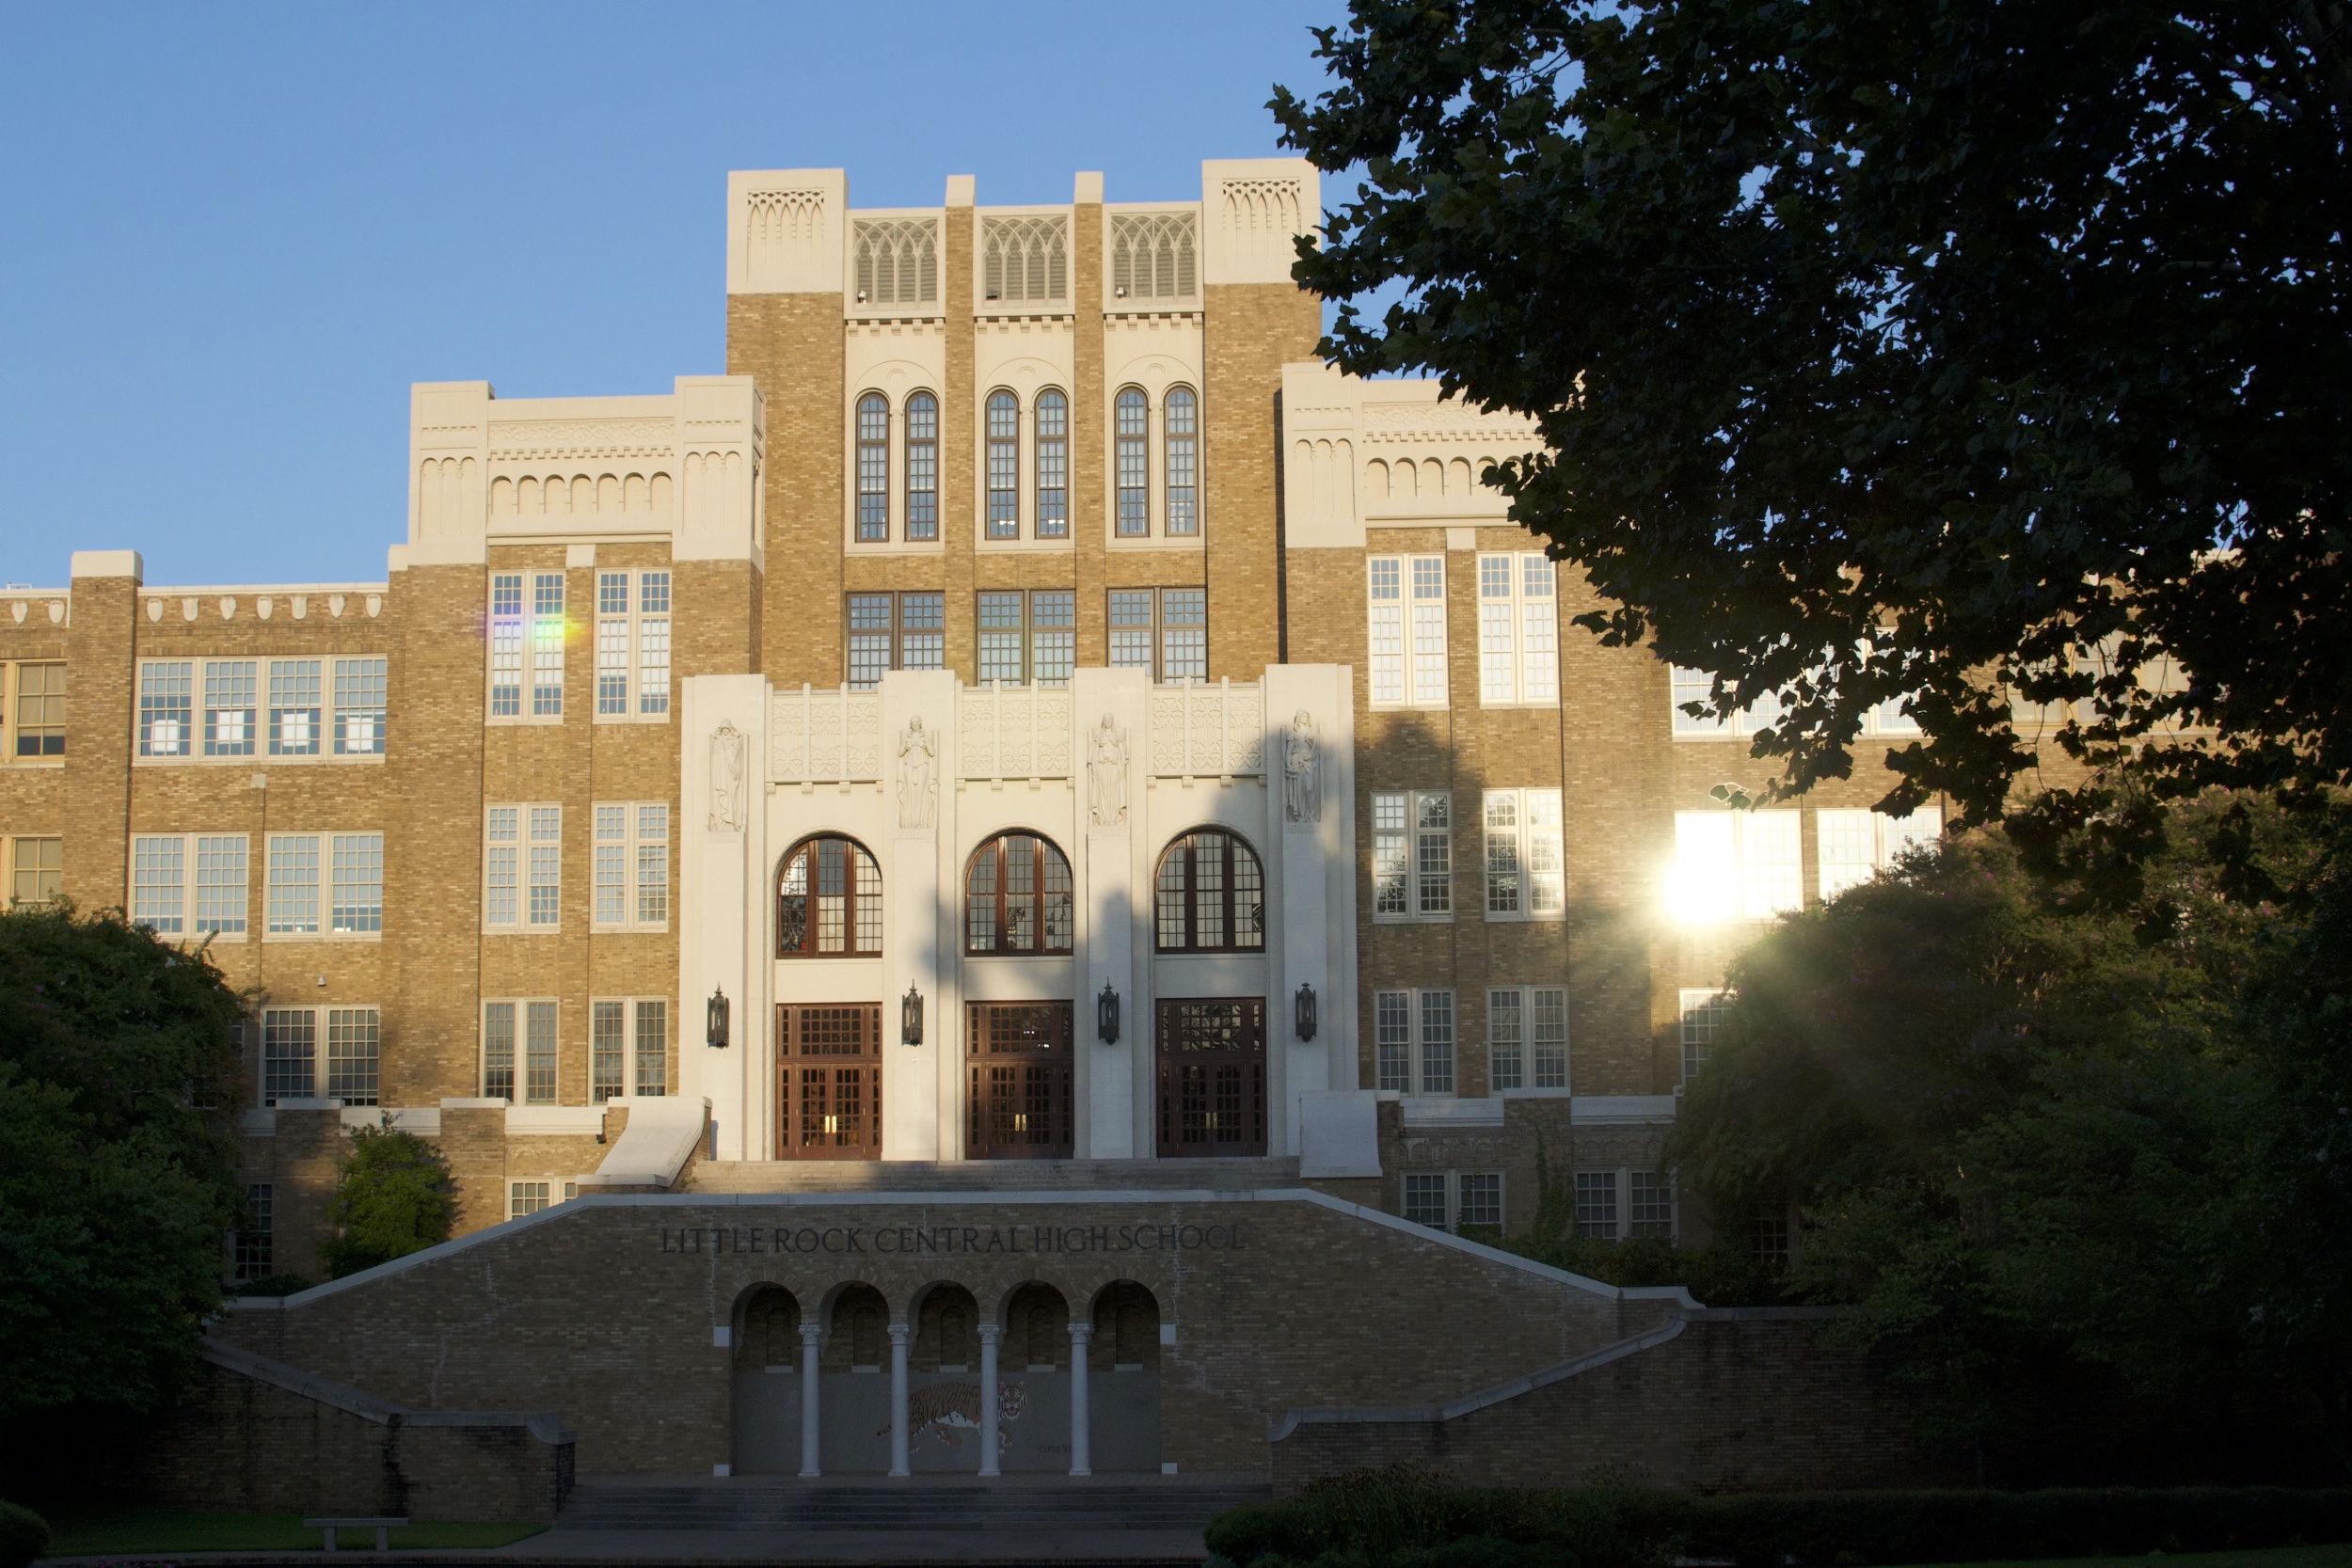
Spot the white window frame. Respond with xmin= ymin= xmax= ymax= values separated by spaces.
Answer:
xmin=594 ymin=569 xmax=673 ymax=722
xmin=134 ymin=657 xmax=389 ymax=765
xmin=592 ymin=802 xmax=670 ymax=931
xmin=1487 ymin=985 xmax=1569 ymax=1094
xmin=1476 ymin=553 xmax=1558 ymax=705
xmin=1483 ymin=788 xmax=1564 ymax=920
xmin=1672 ymin=661 xmax=1921 ymax=740
xmin=132 ymin=834 xmax=188 ymax=935
xmin=485 ymin=803 xmax=562 ymax=933
xmin=591 ymin=994 xmax=670 ymax=1102
xmin=1679 ymin=988 xmax=1730 ymax=1084
xmin=261 ymin=1006 xmax=317 ymax=1104
xmin=511 ymin=1180 xmax=554 ymax=1218
xmin=1105 ymin=587 xmax=1207 ymax=684
xmin=256 ymin=831 xmax=378 ymax=941
xmin=482 ymin=996 xmax=561 ymax=1104
xmin=1668 ymin=809 xmax=1803 ymax=923
xmin=488 ymin=571 xmax=566 ymax=724
xmin=1 ymin=659 xmax=69 ymax=764
xmin=1575 ymin=1169 xmax=1621 ymax=1239
xmin=1628 ymin=1169 xmax=1677 ymax=1240
xmin=1817 ymin=805 xmax=1944 ymax=900
xmin=132 ymin=832 xmax=248 ymax=940
xmin=1374 ymin=987 xmax=1456 ymax=1095
xmin=1368 ymin=555 xmax=1449 ymax=708
xmin=6 ymin=834 xmax=63 ymax=907
xmin=1399 ymin=1169 xmax=1505 ymax=1232
xmin=1372 ymin=789 xmax=1453 ymax=923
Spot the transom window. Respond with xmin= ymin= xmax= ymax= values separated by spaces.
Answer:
xmin=964 ymin=832 xmax=1073 ymax=955
xmin=856 ymin=394 xmax=890 ymax=542
xmin=777 ymin=834 xmax=882 ymax=957
xmin=1154 ymin=829 xmax=1264 ymax=952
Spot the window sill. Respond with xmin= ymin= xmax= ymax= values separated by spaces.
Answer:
xmin=1105 ymin=534 xmax=1206 ymax=552
xmin=592 ymin=715 xmax=672 ymax=726
xmin=1481 ymin=912 xmax=1566 ymax=925
xmin=134 ymin=752 xmax=388 ymax=767
xmin=261 ymin=932 xmax=383 ymax=944
xmin=591 ymin=924 xmax=672 ymax=936
xmin=1367 ymin=702 xmax=1452 ymax=714
xmin=484 ymin=927 xmax=565 ymax=937
xmin=1371 ymin=915 xmax=1454 ymax=927
xmin=0 ymin=757 xmax=66 ymax=769
xmin=485 ymin=718 xmax=569 ymax=729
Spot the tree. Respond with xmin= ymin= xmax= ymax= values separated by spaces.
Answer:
xmin=1273 ymin=1 xmax=2352 ymax=876
xmin=320 ymin=1124 xmax=453 ymax=1278
xmin=0 ymin=903 xmax=245 ymax=1422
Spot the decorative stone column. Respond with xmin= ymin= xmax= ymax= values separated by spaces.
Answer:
xmin=798 ymin=1323 xmax=821 ymax=1478
xmin=1067 ymin=1322 xmax=1093 ymax=1477
xmin=888 ymin=1323 xmax=913 ymax=1478
xmin=977 ymin=1322 xmax=1003 ymax=1478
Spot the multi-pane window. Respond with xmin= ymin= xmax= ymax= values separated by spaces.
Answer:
xmin=266 ymin=659 xmax=321 ymax=754
xmin=1106 ymin=588 xmax=1207 ymax=683
xmin=963 ymin=832 xmax=1074 ymax=955
xmin=1477 ymin=554 xmax=1558 ymax=705
xmin=203 ymin=659 xmax=257 ymax=756
xmin=262 ymin=1007 xmax=316 ymax=1103
xmin=845 ymin=593 xmax=946 ymax=689
xmin=1154 ymin=829 xmax=1265 ymax=952
xmin=978 ymin=593 xmax=1025 ymax=685
xmin=1035 ymin=390 xmax=1069 ymax=537
xmin=976 ymin=590 xmax=1075 ymax=687
xmin=856 ymin=393 xmax=890 ymax=541
xmin=139 ymin=659 xmax=193 ymax=756
xmin=1369 ymin=556 xmax=1448 ymax=706
xmin=596 ymin=571 xmax=672 ymax=720
xmin=1402 ymin=1172 xmax=1448 ymax=1227
xmin=332 ymin=657 xmax=387 ymax=753
xmin=331 ymin=834 xmax=383 ymax=934
xmin=7 ymin=837 xmax=60 ymax=905
xmin=1576 ymin=1171 xmax=1621 ymax=1239
xmin=777 ymin=833 xmax=882 ymax=957
xmin=133 ymin=835 xmax=185 ymax=934
xmin=485 ymin=807 xmax=518 ymax=927
xmin=485 ymin=804 xmax=561 ymax=930
xmin=529 ymin=807 xmax=561 ymax=927
xmin=512 ymin=1181 xmax=553 ymax=1218
xmin=1670 ymin=666 xmax=1824 ymax=737
xmin=986 ymin=390 xmax=1020 ymax=539
xmin=1483 ymin=789 xmax=1564 ymax=918
xmin=1459 ymin=1171 xmax=1502 ymax=1228
xmin=486 ymin=998 xmax=561 ymax=1104
xmin=1372 ymin=790 xmax=1452 ymax=921
xmin=591 ymin=998 xmax=670 ymax=1101
xmin=1817 ymin=806 xmax=1944 ymax=899
xmin=486 ymin=570 xmax=568 ymax=720
xmin=1668 ymin=809 xmax=1802 ymax=923
xmin=634 ymin=998 xmax=668 ymax=1097
xmin=5 ymin=662 xmax=66 ymax=757
xmin=1115 ymin=388 xmax=1150 ymax=535
xmin=267 ymin=834 xmax=320 ymax=935
xmin=193 ymin=834 xmax=248 ymax=936
xmin=1679 ymin=989 xmax=1729 ymax=1083
xmin=905 ymin=392 xmax=939 ymax=540
xmin=1374 ymin=989 xmax=1456 ymax=1095
xmin=235 ymin=1183 xmax=273 ymax=1280
xmin=593 ymin=1000 xmax=627 ymax=1102
xmin=482 ymin=1000 xmax=516 ymax=1101
xmin=1165 ymin=388 xmax=1198 ymax=534
xmin=326 ymin=1008 xmax=381 ymax=1104
xmin=531 ymin=572 xmax=565 ymax=717
xmin=1399 ymin=1170 xmax=1502 ymax=1231
xmin=1629 ymin=1171 xmax=1677 ymax=1239
xmin=138 ymin=657 xmax=386 ymax=761
xmin=490 ymin=574 xmax=524 ymax=717
xmin=594 ymin=802 xmax=669 ymax=930
xmin=1487 ymin=986 xmax=1567 ymax=1092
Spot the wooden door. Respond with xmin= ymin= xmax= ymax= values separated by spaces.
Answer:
xmin=775 ymin=1004 xmax=882 ymax=1159
xmin=1155 ymin=998 xmax=1266 ymax=1157
xmin=966 ymin=1002 xmax=1074 ymax=1158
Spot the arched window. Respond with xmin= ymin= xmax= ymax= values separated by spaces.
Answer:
xmin=905 ymin=392 xmax=938 ymax=541
xmin=855 ymin=394 xmax=889 ymax=542
xmin=1164 ymin=388 xmax=1198 ymax=536
xmin=965 ymin=832 xmax=1073 ymax=955
xmin=1155 ymin=829 xmax=1264 ymax=952
xmin=778 ymin=835 xmax=882 ymax=957
xmin=986 ymin=390 xmax=1020 ymax=540
xmin=1035 ymin=390 xmax=1068 ymax=538
xmin=1115 ymin=388 xmax=1149 ymax=536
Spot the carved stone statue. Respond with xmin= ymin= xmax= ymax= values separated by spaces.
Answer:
xmin=1088 ymin=713 xmax=1130 ymax=828
xmin=1283 ymin=709 xmax=1322 ymax=823
xmin=898 ymin=716 xmax=938 ymax=830
xmin=708 ymin=722 xmax=746 ymax=833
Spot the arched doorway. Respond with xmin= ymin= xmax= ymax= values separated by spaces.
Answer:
xmin=994 ymin=1282 xmax=1073 ymax=1472
xmin=818 ymin=1283 xmax=893 ymax=1473
xmin=730 ymin=1286 xmax=803 ymax=1474
xmin=904 ymin=1284 xmax=989 ymax=1473
xmin=1088 ymin=1282 xmax=1164 ymax=1472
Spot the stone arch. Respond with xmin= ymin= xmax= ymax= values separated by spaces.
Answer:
xmin=730 ymin=1284 xmax=806 ymax=1475
xmin=911 ymin=1281 xmax=980 ymax=1373
xmin=1087 ymin=1280 xmax=1161 ymax=1371
xmin=999 ymin=1280 xmax=1071 ymax=1371
xmin=826 ymin=1281 xmax=892 ymax=1372
xmin=735 ymin=1283 xmax=803 ymax=1370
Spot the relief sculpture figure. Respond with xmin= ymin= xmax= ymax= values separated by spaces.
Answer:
xmin=708 ymin=721 xmax=746 ymax=832
xmin=1089 ymin=713 xmax=1129 ymax=827
xmin=898 ymin=716 xmax=938 ymax=830
xmin=1283 ymin=709 xmax=1321 ymax=823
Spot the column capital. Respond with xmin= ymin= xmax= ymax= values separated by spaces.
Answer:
xmin=799 ymin=1323 xmax=821 ymax=1343
xmin=888 ymin=1322 xmax=911 ymax=1346
xmin=977 ymin=1322 xmax=1002 ymax=1343
xmin=1068 ymin=1322 xmax=1093 ymax=1343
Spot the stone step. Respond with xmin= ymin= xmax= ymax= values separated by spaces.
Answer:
xmin=557 ymin=1477 xmax=1268 ymax=1532
xmin=685 ymin=1157 xmax=1301 ymax=1195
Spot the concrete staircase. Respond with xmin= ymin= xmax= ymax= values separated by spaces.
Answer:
xmin=687 ymin=1156 xmax=1301 ymax=1195
xmin=555 ymin=1473 xmax=1271 ymax=1532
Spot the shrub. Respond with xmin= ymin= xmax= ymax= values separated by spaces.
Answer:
xmin=321 ymin=1124 xmax=454 ymax=1277
xmin=231 ymin=1273 xmax=315 ymax=1298
xmin=0 ymin=1500 xmax=51 ymax=1568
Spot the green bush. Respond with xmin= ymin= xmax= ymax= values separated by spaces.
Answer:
xmin=1206 ymin=1475 xmax=2352 ymax=1568
xmin=320 ymin=1124 xmax=453 ymax=1277
xmin=230 ymin=1273 xmax=314 ymax=1298
xmin=0 ymin=1499 xmax=52 ymax=1568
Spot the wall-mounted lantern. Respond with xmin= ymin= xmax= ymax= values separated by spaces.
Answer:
xmin=901 ymin=986 xmax=925 ymax=1048
xmin=1295 ymin=983 xmax=1319 ymax=1043
xmin=1097 ymin=982 xmax=1121 ymax=1045
xmin=707 ymin=987 xmax=731 ymax=1050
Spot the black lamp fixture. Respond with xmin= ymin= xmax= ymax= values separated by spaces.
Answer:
xmin=1295 ymin=983 xmax=1319 ymax=1043
xmin=900 ymin=985 xmax=925 ymax=1047
xmin=707 ymin=986 xmax=731 ymax=1050
xmin=1096 ymin=982 xmax=1121 ymax=1045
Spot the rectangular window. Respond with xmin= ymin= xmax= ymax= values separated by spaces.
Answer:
xmin=8 ymin=837 xmax=61 ymax=906
xmin=235 ymin=1182 xmax=273 ymax=1280
xmin=1679 ymin=989 xmax=1728 ymax=1083
xmin=195 ymin=834 xmax=247 ymax=936
xmin=594 ymin=805 xmax=627 ymax=926
xmin=1401 ymin=1171 xmax=1502 ymax=1231
xmin=1375 ymin=791 xmax=1454 ymax=922
xmin=266 ymin=834 xmax=320 ymax=935
xmin=1411 ymin=557 xmax=1449 ymax=705
xmin=531 ymin=572 xmax=565 ymax=717
xmin=1629 ymin=1170 xmax=1676 ymax=1239
xmin=1369 ymin=556 xmax=1448 ymax=706
xmin=1672 ymin=666 xmax=1805 ymax=738
xmin=1106 ymin=588 xmax=1208 ymax=684
xmin=1575 ymin=1170 xmax=1620 ymax=1239
xmin=139 ymin=660 xmax=193 ymax=757
xmin=1031 ymin=591 xmax=1074 ymax=687
xmin=523 ymin=999 xmax=559 ymax=1104
xmin=262 ymin=1007 xmax=316 ymax=1103
xmin=529 ymin=806 xmax=561 ymax=927
xmin=482 ymin=1001 xmax=516 ymax=1101
xmin=266 ymin=659 xmax=321 ymax=755
xmin=511 ymin=1180 xmax=552 ymax=1218
xmin=635 ymin=999 xmax=668 ymax=1097
xmin=1483 ymin=789 xmax=1565 ymax=918
xmin=844 ymin=592 xmax=944 ymax=689
xmin=636 ymin=803 xmax=669 ymax=926
xmin=1818 ymin=805 xmax=1944 ymax=900
xmin=1488 ymin=985 xmax=1570 ymax=1092
xmin=1477 ymin=553 xmax=1558 ymax=705
xmin=592 ymin=1000 xmax=627 ymax=1103
xmin=1458 ymin=1171 xmax=1502 ymax=1229
xmin=328 ymin=834 xmax=383 ymax=935
xmin=1375 ymin=989 xmax=1458 ymax=1096
xmin=326 ymin=1007 xmax=380 ymax=1104
xmin=485 ymin=807 xmax=518 ymax=927
xmin=978 ymin=592 xmax=1024 ymax=685
xmin=1532 ymin=987 xmax=1567 ymax=1089
xmin=9 ymin=661 xmax=67 ymax=757
xmin=1402 ymin=1172 xmax=1448 ymax=1227
xmin=1671 ymin=809 xmax=1804 ymax=922
xmin=592 ymin=802 xmax=668 ymax=929
xmin=133 ymin=836 xmax=185 ymax=934
xmin=333 ymin=657 xmax=388 ymax=754
xmin=1419 ymin=990 xmax=1455 ymax=1095
xmin=203 ymin=659 xmax=257 ymax=756
xmin=595 ymin=570 xmax=671 ymax=721
xmin=489 ymin=573 xmax=524 ymax=717
xmin=1375 ymin=990 xmax=1412 ymax=1092
xmin=1487 ymin=988 xmax=1523 ymax=1091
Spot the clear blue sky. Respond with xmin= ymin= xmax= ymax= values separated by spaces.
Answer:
xmin=0 ymin=1 xmax=1351 ymax=588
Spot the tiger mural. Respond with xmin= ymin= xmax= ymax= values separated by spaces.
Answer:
xmin=882 ymin=1377 xmax=1028 ymax=1448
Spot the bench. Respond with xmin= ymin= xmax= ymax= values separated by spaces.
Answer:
xmin=302 ymin=1517 xmax=410 ymax=1552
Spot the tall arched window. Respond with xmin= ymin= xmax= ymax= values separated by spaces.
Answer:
xmin=986 ymin=390 xmax=1020 ymax=539
xmin=1115 ymin=388 xmax=1149 ymax=536
xmin=1154 ymin=829 xmax=1264 ymax=952
xmin=855 ymin=395 xmax=889 ymax=542
xmin=965 ymin=832 xmax=1073 ymax=955
xmin=905 ymin=392 xmax=938 ymax=541
xmin=1035 ymin=390 xmax=1068 ymax=538
xmin=778 ymin=834 xmax=882 ymax=957
xmin=1165 ymin=388 xmax=1198 ymax=536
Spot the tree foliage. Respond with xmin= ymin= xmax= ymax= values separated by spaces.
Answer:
xmin=1273 ymin=1 xmax=2352 ymax=873
xmin=320 ymin=1124 xmax=453 ymax=1278
xmin=0 ymin=903 xmax=245 ymax=1420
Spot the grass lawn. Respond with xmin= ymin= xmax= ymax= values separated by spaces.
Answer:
xmin=1887 ymin=1550 xmax=2352 ymax=1568
xmin=42 ymin=1508 xmax=546 ymax=1556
